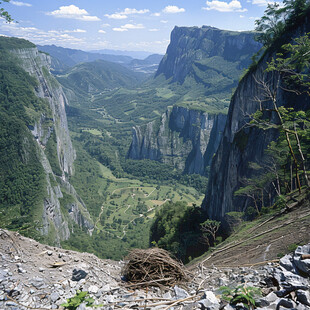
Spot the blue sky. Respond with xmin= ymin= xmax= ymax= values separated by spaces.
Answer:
xmin=0 ymin=0 xmax=276 ymax=53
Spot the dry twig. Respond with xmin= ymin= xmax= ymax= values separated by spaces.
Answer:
xmin=122 ymin=248 xmax=188 ymax=287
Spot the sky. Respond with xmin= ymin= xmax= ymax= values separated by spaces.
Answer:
xmin=0 ymin=0 xmax=277 ymax=54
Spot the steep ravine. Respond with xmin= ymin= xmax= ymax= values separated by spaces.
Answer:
xmin=128 ymin=106 xmax=226 ymax=175
xmin=203 ymin=16 xmax=310 ymax=221
xmin=12 ymin=47 xmax=93 ymax=243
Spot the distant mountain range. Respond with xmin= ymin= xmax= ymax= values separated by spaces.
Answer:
xmin=89 ymin=49 xmax=154 ymax=60
xmin=38 ymin=45 xmax=163 ymax=75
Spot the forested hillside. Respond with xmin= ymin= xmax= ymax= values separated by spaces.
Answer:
xmin=0 ymin=37 xmax=93 ymax=244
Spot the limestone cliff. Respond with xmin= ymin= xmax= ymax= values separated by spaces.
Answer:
xmin=128 ymin=106 xmax=226 ymax=175
xmin=11 ymin=47 xmax=93 ymax=243
xmin=203 ymin=17 xmax=310 ymax=221
xmin=156 ymin=26 xmax=261 ymax=85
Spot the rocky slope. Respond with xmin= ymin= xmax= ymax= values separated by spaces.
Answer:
xmin=127 ymin=106 xmax=226 ymax=175
xmin=4 ymin=43 xmax=93 ymax=243
xmin=203 ymin=17 xmax=310 ymax=221
xmin=1 ymin=228 xmax=310 ymax=310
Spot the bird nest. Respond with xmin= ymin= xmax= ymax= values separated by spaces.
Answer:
xmin=122 ymin=248 xmax=188 ymax=287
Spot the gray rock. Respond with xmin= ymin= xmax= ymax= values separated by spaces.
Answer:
xmin=296 ymin=290 xmax=310 ymax=306
xmin=276 ymin=298 xmax=296 ymax=309
xmin=30 ymin=277 xmax=47 ymax=289
xmin=76 ymin=303 xmax=87 ymax=310
xmin=274 ymin=269 xmax=309 ymax=287
xmin=88 ymin=285 xmax=99 ymax=294
xmin=295 ymin=304 xmax=310 ymax=310
xmin=255 ymin=298 xmax=270 ymax=308
xmin=163 ymin=291 xmax=172 ymax=299
xmin=279 ymin=255 xmax=295 ymax=272
xmin=18 ymin=267 xmax=26 ymax=274
xmin=174 ymin=285 xmax=189 ymax=299
xmin=218 ymin=277 xmax=228 ymax=286
xmin=72 ymin=269 xmax=88 ymax=281
xmin=50 ymin=292 xmax=59 ymax=302
xmin=265 ymin=292 xmax=278 ymax=303
xmin=293 ymin=244 xmax=310 ymax=276
xmin=199 ymin=291 xmax=220 ymax=310
xmin=105 ymin=295 xmax=114 ymax=303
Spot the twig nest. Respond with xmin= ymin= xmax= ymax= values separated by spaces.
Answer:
xmin=122 ymin=248 xmax=188 ymax=286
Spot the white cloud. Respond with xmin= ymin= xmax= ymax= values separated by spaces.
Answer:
xmin=10 ymin=1 xmax=32 ymax=7
xmin=47 ymin=5 xmax=100 ymax=21
xmin=105 ymin=8 xmax=149 ymax=20
xmin=203 ymin=0 xmax=247 ymax=12
xmin=252 ymin=0 xmax=271 ymax=6
xmin=113 ymin=27 xmax=128 ymax=32
xmin=160 ymin=20 xmax=168 ymax=23
xmin=152 ymin=12 xmax=161 ymax=17
xmin=64 ymin=29 xmax=86 ymax=33
xmin=113 ymin=23 xmax=145 ymax=32
xmin=149 ymin=28 xmax=159 ymax=32
xmin=98 ymin=30 xmax=106 ymax=33
xmin=0 ymin=22 xmax=85 ymax=46
xmin=162 ymin=6 xmax=185 ymax=14
xmin=120 ymin=8 xmax=149 ymax=15
xmin=105 ymin=13 xmax=127 ymax=19
xmin=122 ymin=23 xmax=144 ymax=29
xmin=240 ymin=15 xmax=245 ymax=18
xmin=101 ymin=23 xmax=111 ymax=27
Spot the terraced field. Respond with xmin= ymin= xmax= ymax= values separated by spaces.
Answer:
xmin=95 ymin=163 xmax=204 ymax=240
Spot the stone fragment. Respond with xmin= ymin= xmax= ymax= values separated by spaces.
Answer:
xmin=199 ymin=291 xmax=220 ymax=310
xmin=174 ymin=285 xmax=189 ymax=299
xmin=296 ymin=290 xmax=310 ymax=306
xmin=71 ymin=269 xmax=88 ymax=281
xmin=276 ymin=298 xmax=296 ymax=308
xmin=294 ymin=244 xmax=310 ymax=276
xmin=88 ymin=285 xmax=99 ymax=294
xmin=76 ymin=303 xmax=87 ymax=310
xmin=30 ymin=277 xmax=47 ymax=289
xmin=264 ymin=292 xmax=278 ymax=303
xmin=279 ymin=255 xmax=294 ymax=272
xmin=163 ymin=291 xmax=172 ymax=299
xmin=50 ymin=292 xmax=59 ymax=302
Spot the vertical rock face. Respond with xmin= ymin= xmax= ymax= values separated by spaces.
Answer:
xmin=12 ymin=47 xmax=93 ymax=243
xmin=13 ymin=48 xmax=75 ymax=176
xmin=156 ymin=25 xmax=261 ymax=84
xmin=128 ymin=106 xmax=227 ymax=175
xmin=203 ymin=18 xmax=310 ymax=221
